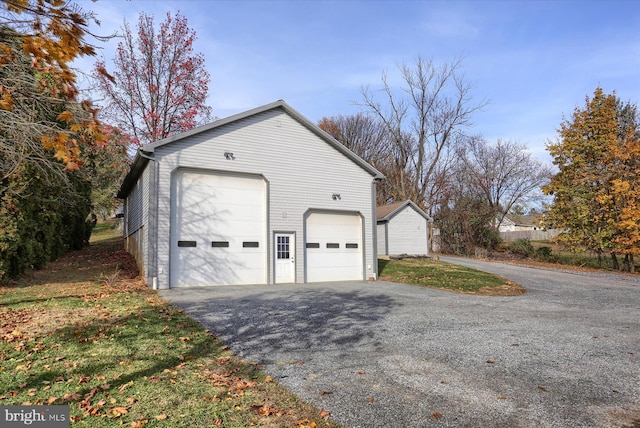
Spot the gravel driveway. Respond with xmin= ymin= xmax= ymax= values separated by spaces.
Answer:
xmin=160 ymin=259 xmax=640 ymax=427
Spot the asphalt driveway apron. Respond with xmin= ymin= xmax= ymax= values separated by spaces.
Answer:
xmin=160 ymin=261 xmax=640 ymax=427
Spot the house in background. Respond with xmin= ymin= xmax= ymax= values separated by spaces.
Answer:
xmin=117 ymin=100 xmax=384 ymax=288
xmin=498 ymin=213 xmax=561 ymax=242
xmin=498 ymin=213 xmax=542 ymax=232
xmin=377 ymin=200 xmax=432 ymax=257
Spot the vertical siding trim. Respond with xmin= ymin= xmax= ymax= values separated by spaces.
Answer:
xmin=371 ymin=180 xmax=379 ymax=279
xmin=147 ymin=157 xmax=158 ymax=287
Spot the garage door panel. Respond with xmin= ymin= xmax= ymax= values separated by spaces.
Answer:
xmin=171 ymin=171 xmax=266 ymax=287
xmin=306 ymin=212 xmax=363 ymax=282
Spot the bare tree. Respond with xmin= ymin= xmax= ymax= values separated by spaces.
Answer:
xmin=359 ymin=56 xmax=486 ymax=211
xmin=318 ymin=113 xmax=390 ymax=166
xmin=456 ymin=137 xmax=553 ymax=230
xmin=319 ymin=113 xmax=403 ymax=205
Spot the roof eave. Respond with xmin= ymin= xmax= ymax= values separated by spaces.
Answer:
xmin=116 ymin=149 xmax=151 ymax=199
xmin=117 ymin=99 xmax=385 ymax=198
xmin=379 ymin=200 xmax=433 ymax=222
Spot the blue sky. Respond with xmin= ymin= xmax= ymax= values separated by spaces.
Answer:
xmin=75 ymin=0 xmax=640 ymax=161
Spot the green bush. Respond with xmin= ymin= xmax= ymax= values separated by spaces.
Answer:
xmin=508 ymin=238 xmax=534 ymax=257
xmin=535 ymin=246 xmax=553 ymax=260
xmin=0 ymin=162 xmax=93 ymax=281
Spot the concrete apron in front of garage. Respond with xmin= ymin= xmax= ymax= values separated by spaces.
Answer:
xmin=160 ymin=266 xmax=640 ymax=428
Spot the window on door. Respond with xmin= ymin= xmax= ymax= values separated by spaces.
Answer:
xmin=277 ymin=236 xmax=290 ymax=259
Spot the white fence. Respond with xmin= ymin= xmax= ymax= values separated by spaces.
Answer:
xmin=499 ymin=229 xmax=561 ymax=242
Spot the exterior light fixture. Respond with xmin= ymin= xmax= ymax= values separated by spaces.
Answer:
xmin=332 ymin=193 xmax=341 ymax=200
xmin=224 ymin=152 xmax=235 ymax=160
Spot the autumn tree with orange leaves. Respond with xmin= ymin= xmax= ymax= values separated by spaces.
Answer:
xmin=543 ymin=88 xmax=640 ymax=271
xmin=94 ymin=11 xmax=212 ymax=145
xmin=0 ymin=0 xmax=106 ymax=174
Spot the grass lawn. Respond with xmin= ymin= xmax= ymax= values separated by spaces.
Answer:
xmin=0 ymin=221 xmax=339 ymax=428
xmin=378 ymin=258 xmax=525 ymax=296
xmin=528 ymin=240 xmax=626 ymax=271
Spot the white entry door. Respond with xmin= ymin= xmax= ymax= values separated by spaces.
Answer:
xmin=274 ymin=233 xmax=295 ymax=283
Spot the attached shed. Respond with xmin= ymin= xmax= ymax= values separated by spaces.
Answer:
xmin=377 ymin=200 xmax=432 ymax=257
xmin=117 ymin=100 xmax=384 ymax=288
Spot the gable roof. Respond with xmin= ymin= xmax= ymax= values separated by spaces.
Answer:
xmin=376 ymin=200 xmax=432 ymax=222
xmin=118 ymin=100 xmax=384 ymax=199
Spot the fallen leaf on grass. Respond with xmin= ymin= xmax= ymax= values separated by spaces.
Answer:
xmin=118 ymin=380 xmax=134 ymax=393
xmin=296 ymin=419 xmax=317 ymax=428
xmin=229 ymin=380 xmax=257 ymax=391
xmin=155 ymin=414 xmax=168 ymax=420
xmin=107 ymin=406 xmax=129 ymax=418
xmin=130 ymin=419 xmax=148 ymax=427
xmin=62 ymin=393 xmax=82 ymax=402
xmin=252 ymin=403 xmax=278 ymax=416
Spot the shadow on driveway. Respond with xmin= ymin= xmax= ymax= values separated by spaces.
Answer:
xmin=162 ymin=283 xmax=399 ymax=363
xmin=161 ymin=276 xmax=640 ymax=428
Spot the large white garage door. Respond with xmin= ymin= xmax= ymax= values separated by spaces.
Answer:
xmin=305 ymin=212 xmax=363 ymax=282
xmin=170 ymin=170 xmax=266 ymax=287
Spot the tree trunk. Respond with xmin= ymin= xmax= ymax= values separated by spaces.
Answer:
xmin=622 ymin=254 xmax=630 ymax=272
xmin=611 ymin=253 xmax=619 ymax=270
xmin=630 ymin=254 xmax=635 ymax=273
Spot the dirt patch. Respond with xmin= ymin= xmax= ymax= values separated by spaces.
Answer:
xmin=464 ymin=280 xmax=526 ymax=296
xmin=0 ymin=306 xmax=95 ymax=340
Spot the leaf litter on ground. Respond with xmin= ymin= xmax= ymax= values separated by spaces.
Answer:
xmin=0 ymin=221 xmax=341 ymax=427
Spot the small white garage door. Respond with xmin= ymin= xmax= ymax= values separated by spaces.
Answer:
xmin=170 ymin=170 xmax=266 ymax=287
xmin=305 ymin=212 xmax=363 ymax=282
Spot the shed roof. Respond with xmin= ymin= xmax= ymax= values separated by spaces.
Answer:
xmin=376 ymin=200 xmax=432 ymax=222
xmin=117 ymin=100 xmax=384 ymax=199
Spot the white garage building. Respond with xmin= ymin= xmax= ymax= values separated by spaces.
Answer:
xmin=117 ymin=100 xmax=384 ymax=288
xmin=377 ymin=200 xmax=432 ymax=257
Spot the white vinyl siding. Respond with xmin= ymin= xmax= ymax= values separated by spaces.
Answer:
xmin=387 ymin=206 xmax=429 ymax=256
xmin=124 ymin=164 xmax=151 ymax=276
xmin=377 ymin=223 xmax=388 ymax=256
